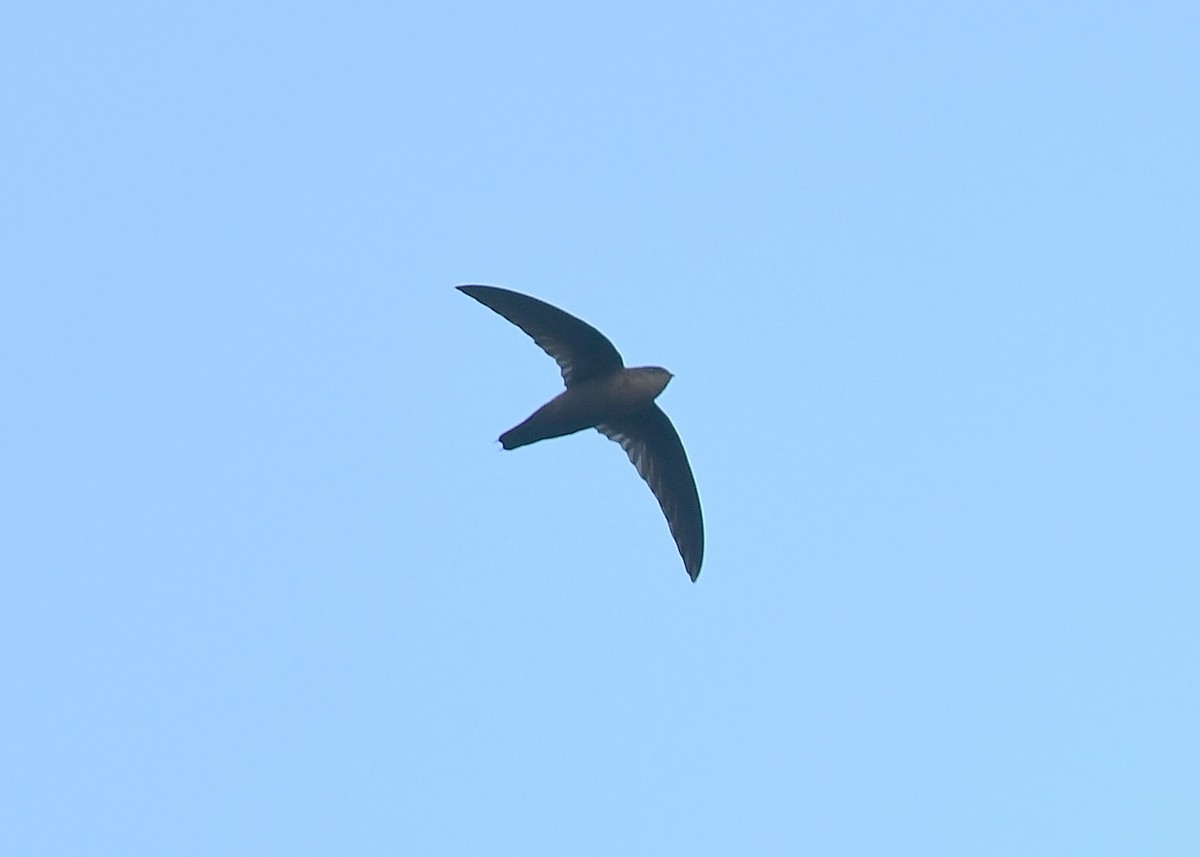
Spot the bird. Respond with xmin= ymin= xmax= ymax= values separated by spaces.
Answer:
xmin=457 ymin=284 xmax=705 ymax=581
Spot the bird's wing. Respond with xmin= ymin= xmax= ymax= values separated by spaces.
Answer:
xmin=598 ymin=404 xmax=704 ymax=581
xmin=457 ymin=285 xmax=624 ymax=387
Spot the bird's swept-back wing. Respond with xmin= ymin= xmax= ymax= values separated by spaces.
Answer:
xmin=598 ymin=405 xmax=704 ymax=580
xmin=457 ymin=285 xmax=624 ymax=386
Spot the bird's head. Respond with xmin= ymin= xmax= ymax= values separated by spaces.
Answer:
xmin=630 ymin=366 xmax=674 ymax=398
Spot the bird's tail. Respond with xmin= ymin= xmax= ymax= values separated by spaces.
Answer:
xmin=498 ymin=418 xmax=539 ymax=450
xmin=498 ymin=402 xmax=593 ymax=450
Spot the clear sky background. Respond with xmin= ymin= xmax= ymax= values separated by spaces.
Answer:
xmin=4 ymin=2 xmax=1198 ymax=854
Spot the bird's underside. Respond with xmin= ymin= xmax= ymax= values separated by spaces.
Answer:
xmin=499 ymin=370 xmax=671 ymax=450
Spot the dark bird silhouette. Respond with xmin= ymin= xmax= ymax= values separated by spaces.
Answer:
xmin=457 ymin=285 xmax=705 ymax=581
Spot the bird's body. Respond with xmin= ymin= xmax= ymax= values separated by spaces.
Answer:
xmin=500 ymin=366 xmax=672 ymax=450
xmin=457 ymin=285 xmax=705 ymax=580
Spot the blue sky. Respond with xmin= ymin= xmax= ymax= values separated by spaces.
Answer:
xmin=4 ymin=1 xmax=1198 ymax=854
